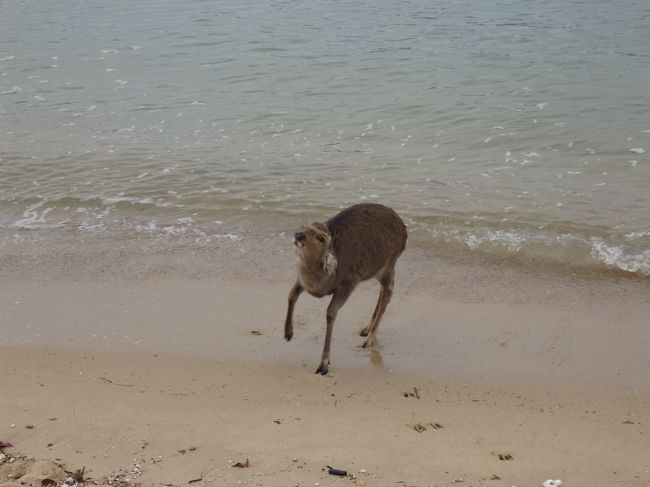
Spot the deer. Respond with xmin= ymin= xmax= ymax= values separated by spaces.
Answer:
xmin=284 ymin=203 xmax=407 ymax=375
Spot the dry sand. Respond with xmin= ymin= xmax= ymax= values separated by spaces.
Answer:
xmin=1 ymin=235 xmax=650 ymax=486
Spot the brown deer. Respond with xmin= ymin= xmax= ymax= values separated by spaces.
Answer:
xmin=284 ymin=203 xmax=407 ymax=375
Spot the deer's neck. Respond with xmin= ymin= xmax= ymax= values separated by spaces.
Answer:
xmin=298 ymin=258 xmax=336 ymax=297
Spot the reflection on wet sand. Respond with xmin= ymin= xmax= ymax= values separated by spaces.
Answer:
xmin=369 ymin=348 xmax=384 ymax=369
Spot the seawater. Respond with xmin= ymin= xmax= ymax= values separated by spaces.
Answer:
xmin=1 ymin=0 xmax=649 ymax=274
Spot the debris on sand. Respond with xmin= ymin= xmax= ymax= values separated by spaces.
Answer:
xmin=0 ymin=448 xmax=150 ymax=487
xmin=402 ymin=387 xmax=420 ymax=399
xmin=412 ymin=423 xmax=427 ymax=433
xmin=232 ymin=459 xmax=249 ymax=468
xmin=105 ymin=462 xmax=143 ymax=486
xmin=188 ymin=474 xmax=203 ymax=484
xmin=0 ymin=453 xmax=82 ymax=487
xmin=327 ymin=466 xmax=347 ymax=476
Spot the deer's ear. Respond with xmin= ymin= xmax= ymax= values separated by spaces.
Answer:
xmin=324 ymin=250 xmax=337 ymax=275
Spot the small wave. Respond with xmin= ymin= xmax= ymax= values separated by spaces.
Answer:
xmin=590 ymin=238 xmax=650 ymax=275
xmin=426 ymin=225 xmax=650 ymax=276
xmin=3 ymin=195 xmax=649 ymax=276
xmin=101 ymin=195 xmax=156 ymax=206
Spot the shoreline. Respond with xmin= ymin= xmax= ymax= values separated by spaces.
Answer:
xmin=2 ymin=209 xmax=650 ymax=279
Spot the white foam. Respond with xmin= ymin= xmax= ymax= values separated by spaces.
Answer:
xmin=590 ymin=238 xmax=650 ymax=274
xmin=624 ymin=230 xmax=650 ymax=241
xmin=11 ymin=201 xmax=58 ymax=229
xmin=135 ymin=222 xmax=157 ymax=232
xmin=630 ymin=148 xmax=644 ymax=154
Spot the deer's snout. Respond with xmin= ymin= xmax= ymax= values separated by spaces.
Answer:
xmin=294 ymin=232 xmax=306 ymax=244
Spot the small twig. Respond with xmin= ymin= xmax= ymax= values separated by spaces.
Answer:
xmin=188 ymin=474 xmax=203 ymax=484
xmin=63 ymin=466 xmax=86 ymax=483
xmin=99 ymin=377 xmax=135 ymax=387
xmin=232 ymin=459 xmax=249 ymax=468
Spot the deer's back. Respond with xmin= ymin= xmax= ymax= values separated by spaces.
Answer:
xmin=327 ymin=203 xmax=407 ymax=281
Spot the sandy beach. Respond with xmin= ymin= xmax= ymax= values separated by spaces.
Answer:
xmin=1 ymin=235 xmax=650 ymax=486
xmin=3 ymin=0 xmax=650 ymax=484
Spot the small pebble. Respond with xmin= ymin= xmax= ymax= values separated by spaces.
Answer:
xmin=360 ymin=469 xmax=367 ymax=474
xmin=356 ymin=481 xmax=366 ymax=486
xmin=26 ymin=424 xmax=35 ymax=429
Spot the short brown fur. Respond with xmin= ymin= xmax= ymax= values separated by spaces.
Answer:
xmin=285 ymin=203 xmax=407 ymax=375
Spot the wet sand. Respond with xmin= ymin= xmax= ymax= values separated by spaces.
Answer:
xmin=1 ymin=234 xmax=650 ymax=486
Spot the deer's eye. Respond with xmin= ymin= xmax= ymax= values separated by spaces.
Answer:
xmin=317 ymin=235 xmax=325 ymax=243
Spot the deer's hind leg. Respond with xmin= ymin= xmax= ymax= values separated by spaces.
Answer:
xmin=360 ymin=282 xmax=386 ymax=337
xmin=361 ymin=265 xmax=395 ymax=349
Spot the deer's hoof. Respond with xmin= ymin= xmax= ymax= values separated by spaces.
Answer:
xmin=315 ymin=363 xmax=329 ymax=375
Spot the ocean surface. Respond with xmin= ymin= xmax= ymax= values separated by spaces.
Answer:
xmin=1 ymin=0 xmax=649 ymax=275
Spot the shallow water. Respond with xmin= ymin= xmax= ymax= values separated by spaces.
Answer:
xmin=1 ymin=0 xmax=649 ymax=274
